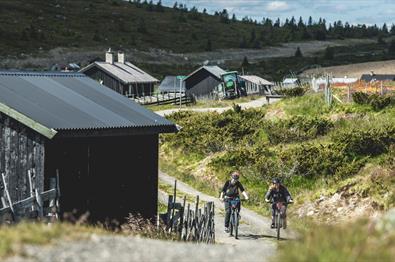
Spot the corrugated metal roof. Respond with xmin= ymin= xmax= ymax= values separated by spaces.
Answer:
xmin=239 ymin=75 xmax=274 ymax=86
xmin=185 ymin=66 xmax=227 ymax=81
xmin=159 ymin=76 xmax=186 ymax=92
xmin=80 ymin=61 xmax=159 ymax=84
xmin=0 ymin=71 xmax=176 ymax=135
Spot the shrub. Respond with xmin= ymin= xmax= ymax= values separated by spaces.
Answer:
xmin=352 ymin=92 xmax=394 ymax=111
xmin=352 ymin=92 xmax=370 ymax=104
xmin=369 ymin=94 xmax=392 ymax=111
xmin=331 ymin=126 xmax=395 ymax=157
xmin=264 ymin=116 xmax=334 ymax=144
xmin=276 ymin=87 xmax=306 ymax=97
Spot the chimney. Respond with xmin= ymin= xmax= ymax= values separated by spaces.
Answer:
xmin=117 ymin=51 xmax=125 ymax=64
xmin=105 ymin=48 xmax=114 ymax=64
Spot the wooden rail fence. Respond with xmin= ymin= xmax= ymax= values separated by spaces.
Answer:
xmin=132 ymin=94 xmax=194 ymax=106
xmin=161 ymin=180 xmax=215 ymax=243
xmin=0 ymin=169 xmax=60 ymax=223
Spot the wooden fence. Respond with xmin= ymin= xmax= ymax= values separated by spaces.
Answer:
xmin=132 ymin=93 xmax=194 ymax=106
xmin=161 ymin=180 xmax=215 ymax=243
xmin=0 ymin=169 xmax=60 ymax=223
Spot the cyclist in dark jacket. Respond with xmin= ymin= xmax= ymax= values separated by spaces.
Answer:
xmin=220 ymin=172 xmax=249 ymax=233
xmin=265 ymin=178 xmax=293 ymax=228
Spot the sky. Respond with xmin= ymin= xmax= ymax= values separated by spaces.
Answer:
xmin=160 ymin=0 xmax=395 ymax=26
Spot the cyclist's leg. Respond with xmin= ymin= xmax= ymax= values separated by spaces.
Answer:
xmin=282 ymin=204 xmax=287 ymax=228
xmin=224 ymin=200 xmax=231 ymax=228
xmin=271 ymin=203 xmax=276 ymax=227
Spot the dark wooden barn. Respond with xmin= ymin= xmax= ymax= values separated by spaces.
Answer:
xmin=80 ymin=50 xmax=159 ymax=98
xmin=0 ymin=71 xmax=176 ymax=223
xmin=184 ymin=66 xmax=227 ymax=98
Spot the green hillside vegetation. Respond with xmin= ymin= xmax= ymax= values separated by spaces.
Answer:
xmin=160 ymin=91 xmax=395 ymax=260
xmin=0 ymin=0 xmax=393 ymax=57
xmin=160 ymin=92 xmax=395 ymax=212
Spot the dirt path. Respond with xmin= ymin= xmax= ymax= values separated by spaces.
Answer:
xmin=156 ymin=96 xmax=280 ymax=116
xmin=159 ymin=171 xmax=294 ymax=254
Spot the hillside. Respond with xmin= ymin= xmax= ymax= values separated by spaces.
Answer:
xmin=159 ymin=91 xmax=395 ymax=260
xmin=0 ymin=0 xmax=391 ymax=57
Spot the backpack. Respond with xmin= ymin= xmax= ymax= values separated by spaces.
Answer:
xmin=225 ymin=181 xmax=239 ymax=197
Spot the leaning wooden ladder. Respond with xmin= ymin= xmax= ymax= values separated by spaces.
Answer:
xmin=0 ymin=169 xmax=60 ymax=223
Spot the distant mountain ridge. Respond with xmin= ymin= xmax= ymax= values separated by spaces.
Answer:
xmin=0 ymin=0 xmax=391 ymax=57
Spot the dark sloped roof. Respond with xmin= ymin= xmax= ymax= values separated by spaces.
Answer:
xmin=80 ymin=61 xmax=159 ymax=84
xmin=0 ymin=71 xmax=176 ymax=137
xmin=184 ymin=66 xmax=227 ymax=81
xmin=361 ymin=74 xmax=395 ymax=82
xmin=159 ymin=76 xmax=186 ymax=93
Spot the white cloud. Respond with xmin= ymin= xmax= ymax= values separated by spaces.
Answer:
xmin=265 ymin=1 xmax=290 ymax=12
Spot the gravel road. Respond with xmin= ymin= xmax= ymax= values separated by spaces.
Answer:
xmin=156 ymin=96 xmax=280 ymax=116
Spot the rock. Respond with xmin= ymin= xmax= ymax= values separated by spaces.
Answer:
xmin=307 ymin=210 xmax=315 ymax=217
xmin=375 ymin=208 xmax=395 ymax=232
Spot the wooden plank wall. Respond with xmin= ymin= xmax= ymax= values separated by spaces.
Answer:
xmin=0 ymin=112 xmax=46 ymax=204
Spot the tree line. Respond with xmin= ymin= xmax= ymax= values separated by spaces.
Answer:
xmin=128 ymin=0 xmax=394 ymax=50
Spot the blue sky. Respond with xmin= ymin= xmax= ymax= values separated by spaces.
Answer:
xmin=161 ymin=0 xmax=395 ymax=26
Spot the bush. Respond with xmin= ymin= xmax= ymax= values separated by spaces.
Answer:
xmin=352 ymin=92 xmax=394 ymax=111
xmin=369 ymin=94 xmax=392 ymax=111
xmin=264 ymin=116 xmax=333 ymax=144
xmin=331 ymin=126 xmax=395 ymax=157
xmin=352 ymin=92 xmax=370 ymax=104
xmin=277 ymin=87 xmax=306 ymax=97
xmin=278 ymin=142 xmax=367 ymax=179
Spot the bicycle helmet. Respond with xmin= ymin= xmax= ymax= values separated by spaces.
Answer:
xmin=272 ymin=178 xmax=281 ymax=184
xmin=231 ymin=172 xmax=240 ymax=180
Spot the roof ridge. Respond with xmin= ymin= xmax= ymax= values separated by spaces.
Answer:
xmin=0 ymin=71 xmax=86 ymax=77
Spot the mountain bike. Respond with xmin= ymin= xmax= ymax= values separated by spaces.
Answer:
xmin=227 ymin=197 xmax=241 ymax=239
xmin=271 ymin=201 xmax=292 ymax=240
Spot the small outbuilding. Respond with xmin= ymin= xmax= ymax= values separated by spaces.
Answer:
xmin=360 ymin=74 xmax=395 ymax=82
xmin=158 ymin=76 xmax=186 ymax=94
xmin=80 ymin=49 xmax=159 ymax=98
xmin=184 ymin=66 xmax=227 ymax=98
xmin=0 ymin=71 xmax=176 ymax=223
xmin=282 ymin=78 xmax=299 ymax=88
xmin=239 ymin=75 xmax=274 ymax=95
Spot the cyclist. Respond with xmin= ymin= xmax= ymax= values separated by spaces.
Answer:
xmin=265 ymin=178 xmax=293 ymax=229
xmin=220 ymin=171 xmax=249 ymax=233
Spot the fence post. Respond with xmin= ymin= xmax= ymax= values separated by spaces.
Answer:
xmin=1 ymin=173 xmax=15 ymax=221
xmin=347 ymin=85 xmax=351 ymax=103
xmin=170 ymin=180 xmax=177 ymax=232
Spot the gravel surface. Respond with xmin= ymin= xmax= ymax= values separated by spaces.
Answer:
xmin=7 ymin=234 xmax=275 ymax=262
xmin=156 ymin=96 xmax=280 ymax=116
xmin=6 ymin=171 xmax=291 ymax=262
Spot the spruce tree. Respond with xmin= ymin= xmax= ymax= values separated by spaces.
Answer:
xmin=324 ymin=46 xmax=334 ymax=59
xmin=294 ymin=47 xmax=303 ymax=57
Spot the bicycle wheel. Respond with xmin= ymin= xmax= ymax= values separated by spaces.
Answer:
xmin=276 ymin=213 xmax=281 ymax=240
xmin=229 ymin=210 xmax=234 ymax=236
xmin=234 ymin=212 xmax=239 ymax=239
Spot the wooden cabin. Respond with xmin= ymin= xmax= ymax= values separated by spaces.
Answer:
xmin=0 ymin=71 xmax=176 ymax=223
xmin=184 ymin=66 xmax=227 ymax=98
xmin=80 ymin=50 xmax=159 ymax=98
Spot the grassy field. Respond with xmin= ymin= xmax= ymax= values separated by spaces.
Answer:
xmin=277 ymin=218 xmax=395 ymax=262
